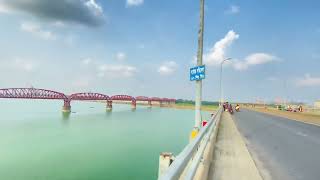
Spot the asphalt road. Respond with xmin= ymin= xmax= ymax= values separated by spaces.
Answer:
xmin=233 ymin=109 xmax=320 ymax=180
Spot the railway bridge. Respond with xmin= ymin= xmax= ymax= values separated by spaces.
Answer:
xmin=0 ymin=88 xmax=175 ymax=113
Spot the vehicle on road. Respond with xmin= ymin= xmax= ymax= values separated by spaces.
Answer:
xmin=229 ymin=104 xmax=234 ymax=114
xmin=235 ymin=104 xmax=240 ymax=112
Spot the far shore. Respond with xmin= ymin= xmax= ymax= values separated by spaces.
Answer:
xmin=95 ymin=100 xmax=218 ymax=112
xmin=169 ymin=103 xmax=218 ymax=112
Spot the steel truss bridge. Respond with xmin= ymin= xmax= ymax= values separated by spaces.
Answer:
xmin=0 ymin=88 xmax=176 ymax=112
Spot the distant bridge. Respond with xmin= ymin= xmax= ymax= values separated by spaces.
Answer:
xmin=0 ymin=88 xmax=176 ymax=112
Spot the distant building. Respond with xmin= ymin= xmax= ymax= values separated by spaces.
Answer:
xmin=314 ymin=100 xmax=320 ymax=108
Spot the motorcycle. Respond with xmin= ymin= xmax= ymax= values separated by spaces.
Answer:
xmin=229 ymin=105 xmax=234 ymax=114
xmin=235 ymin=105 xmax=240 ymax=112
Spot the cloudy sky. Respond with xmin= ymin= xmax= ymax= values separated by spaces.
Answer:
xmin=0 ymin=0 xmax=319 ymax=103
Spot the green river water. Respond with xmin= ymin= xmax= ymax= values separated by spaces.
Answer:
xmin=0 ymin=100 xmax=211 ymax=180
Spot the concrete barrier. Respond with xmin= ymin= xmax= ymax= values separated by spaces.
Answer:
xmin=158 ymin=108 xmax=223 ymax=180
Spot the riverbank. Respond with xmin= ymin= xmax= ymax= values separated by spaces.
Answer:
xmin=170 ymin=103 xmax=218 ymax=112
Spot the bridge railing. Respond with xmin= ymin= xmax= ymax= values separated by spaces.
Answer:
xmin=158 ymin=107 xmax=222 ymax=180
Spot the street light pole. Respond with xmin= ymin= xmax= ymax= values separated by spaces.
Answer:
xmin=219 ymin=58 xmax=231 ymax=106
xmin=192 ymin=0 xmax=205 ymax=138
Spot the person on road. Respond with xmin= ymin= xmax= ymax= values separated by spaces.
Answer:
xmin=223 ymin=102 xmax=228 ymax=112
xmin=229 ymin=104 xmax=234 ymax=114
xmin=235 ymin=104 xmax=240 ymax=112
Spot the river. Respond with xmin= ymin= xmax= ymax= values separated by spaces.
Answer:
xmin=0 ymin=99 xmax=211 ymax=180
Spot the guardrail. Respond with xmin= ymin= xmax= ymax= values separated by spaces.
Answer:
xmin=159 ymin=107 xmax=223 ymax=180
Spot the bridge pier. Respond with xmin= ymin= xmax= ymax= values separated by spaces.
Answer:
xmin=131 ymin=101 xmax=137 ymax=110
xmin=62 ymin=106 xmax=71 ymax=113
xmin=148 ymin=101 xmax=152 ymax=108
xmin=106 ymin=101 xmax=112 ymax=111
xmin=160 ymin=101 xmax=164 ymax=107
xmin=158 ymin=152 xmax=175 ymax=177
xmin=62 ymin=99 xmax=71 ymax=113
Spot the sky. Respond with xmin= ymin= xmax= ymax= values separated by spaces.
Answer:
xmin=0 ymin=0 xmax=319 ymax=104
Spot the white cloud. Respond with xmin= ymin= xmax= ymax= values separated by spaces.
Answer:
xmin=225 ymin=5 xmax=240 ymax=14
xmin=78 ymin=58 xmax=137 ymax=79
xmin=158 ymin=61 xmax=178 ymax=76
xmin=64 ymin=35 xmax=76 ymax=46
xmin=85 ymin=0 xmax=103 ymax=15
xmin=233 ymin=53 xmax=278 ymax=71
xmin=126 ymin=0 xmax=144 ymax=7
xmin=138 ymin=44 xmax=145 ymax=49
xmin=116 ymin=52 xmax=127 ymax=61
xmin=0 ymin=0 xmax=105 ymax=27
xmin=13 ymin=58 xmax=36 ymax=72
xmin=0 ymin=2 xmax=10 ymax=13
xmin=246 ymin=53 xmax=276 ymax=65
xmin=97 ymin=64 xmax=138 ymax=78
xmin=82 ymin=58 xmax=92 ymax=65
xmin=296 ymin=74 xmax=320 ymax=87
xmin=203 ymin=30 xmax=239 ymax=66
xmin=266 ymin=77 xmax=278 ymax=81
xmin=51 ymin=21 xmax=66 ymax=28
xmin=20 ymin=22 xmax=56 ymax=40
xmin=72 ymin=78 xmax=90 ymax=88
xmin=202 ymin=30 xmax=278 ymax=71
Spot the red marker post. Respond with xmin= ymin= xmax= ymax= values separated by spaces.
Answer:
xmin=202 ymin=120 xmax=208 ymax=127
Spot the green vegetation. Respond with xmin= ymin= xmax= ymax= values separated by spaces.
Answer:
xmin=174 ymin=99 xmax=219 ymax=111
xmin=175 ymin=99 xmax=219 ymax=106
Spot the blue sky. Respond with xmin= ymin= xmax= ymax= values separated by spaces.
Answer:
xmin=0 ymin=0 xmax=319 ymax=103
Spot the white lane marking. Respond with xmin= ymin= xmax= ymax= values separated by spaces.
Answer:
xmin=296 ymin=132 xmax=308 ymax=137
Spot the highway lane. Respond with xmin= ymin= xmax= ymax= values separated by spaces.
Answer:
xmin=233 ymin=109 xmax=320 ymax=180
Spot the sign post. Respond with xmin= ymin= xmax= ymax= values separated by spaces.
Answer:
xmin=190 ymin=65 xmax=206 ymax=140
xmin=190 ymin=0 xmax=205 ymax=141
xmin=190 ymin=65 xmax=206 ymax=81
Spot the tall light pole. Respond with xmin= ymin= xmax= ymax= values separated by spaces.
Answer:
xmin=219 ymin=58 xmax=232 ymax=106
xmin=192 ymin=0 xmax=205 ymax=137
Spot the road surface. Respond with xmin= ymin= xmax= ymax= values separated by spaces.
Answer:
xmin=233 ymin=109 xmax=320 ymax=180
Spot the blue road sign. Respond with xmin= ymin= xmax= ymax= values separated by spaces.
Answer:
xmin=190 ymin=65 xmax=205 ymax=81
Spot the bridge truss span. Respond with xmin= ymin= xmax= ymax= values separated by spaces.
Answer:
xmin=135 ymin=96 xmax=150 ymax=102
xmin=0 ymin=88 xmax=67 ymax=100
xmin=69 ymin=93 xmax=110 ymax=101
xmin=150 ymin=97 xmax=162 ymax=102
xmin=111 ymin=95 xmax=136 ymax=101
xmin=110 ymin=95 xmax=136 ymax=108
xmin=0 ymin=88 xmax=176 ymax=112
